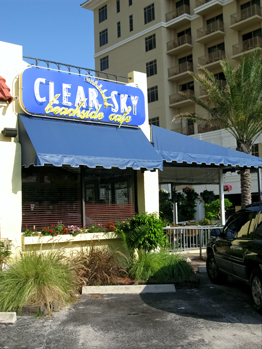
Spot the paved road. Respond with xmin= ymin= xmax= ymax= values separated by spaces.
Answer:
xmin=0 ymin=274 xmax=261 ymax=349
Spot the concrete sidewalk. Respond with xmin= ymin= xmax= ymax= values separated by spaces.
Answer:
xmin=179 ymin=249 xmax=207 ymax=273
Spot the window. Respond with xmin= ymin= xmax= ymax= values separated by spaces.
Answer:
xmin=206 ymin=14 xmax=223 ymax=25
xmin=117 ymin=21 xmax=121 ymax=38
xmin=178 ymin=54 xmax=192 ymax=65
xmin=116 ymin=0 xmax=120 ymax=13
xmin=144 ymin=3 xmax=155 ymax=24
xmin=241 ymin=0 xmax=260 ymax=11
xmin=129 ymin=0 xmax=133 ymax=5
xmin=99 ymin=5 xmax=107 ymax=23
xmin=145 ymin=34 xmax=156 ymax=52
xmin=149 ymin=117 xmax=159 ymax=126
xmin=99 ymin=29 xmax=108 ymax=47
xmin=208 ymin=42 xmax=225 ymax=54
xmin=243 ymin=29 xmax=262 ymax=41
xmin=129 ymin=15 xmax=133 ymax=32
xmin=214 ymin=72 xmax=225 ymax=80
xmin=179 ymin=81 xmax=194 ymax=92
xmin=177 ymin=28 xmax=191 ymax=37
xmin=100 ymin=56 xmax=109 ymax=71
xmin=148 ymin=86 xmax=158 ymax=103
xmin=146 ymin=60 xmax=157 ymax=77
xmin=252 ymin=144 xmax=259 ymax=157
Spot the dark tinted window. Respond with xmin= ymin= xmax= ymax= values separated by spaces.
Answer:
xmin=144 ymin=4 xmax=155 ymax=24
xmin=99 ymin=5 xmax=107 ymax=23
xmin=145 ymin=34 xmax=156 ymax=51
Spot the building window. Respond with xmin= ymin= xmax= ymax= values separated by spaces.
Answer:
xmin=179 ymin=81 xmax=194 ymax=91
xmin=116 ymin=0 xmax=120 ymax=13
xmin=149 ymin=117 xmax=159 ymax=126
xmin=117 ymin=22 xmax=121 ymax=38
xmin=148 ymin=86 xmax=158 ymax=103
xmin=144 ymin=3 xmax=155 ymax=24
xmin=208 ymin=42 xmax=225 ymax=54
xmin=178 ymin=54 xmax=192 ymax=65
xmin=145 ymin=34 xmax=156 ymax=52
xmin=100 ymin=56 xmax=109 ymax=71
xmin=129 ymin=15 xmax=133 ymax=32
xmin=252 ymin=144 xmax=259 ymax=157
xmin=129 ymin=0 xmax=133 ymax=5
xmin=99 ymin=29 xmax=108 ymax=47
xmin=99 ymin=5 xmax=107 ymax=23
xmin=146 ymin=60 xmax=157 ymax=77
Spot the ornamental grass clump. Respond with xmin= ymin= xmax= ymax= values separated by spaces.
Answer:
xmin=69 ymin=243 xmax=128 ymax=286
xmin=129 ymin=250 xmax=193 ymax=283
xmin=0 ymin=250 xmax=81 ymax=315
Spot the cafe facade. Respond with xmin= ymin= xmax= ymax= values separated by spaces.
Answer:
xmin=0 ymin=41 xmax=162 ymax=249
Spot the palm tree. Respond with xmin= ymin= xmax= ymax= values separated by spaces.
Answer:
xmin=174 ymin=49 xmax=262 ymax=208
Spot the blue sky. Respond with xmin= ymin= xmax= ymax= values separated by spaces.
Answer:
xmin=1 ymin=0 xmax=95 ymax=70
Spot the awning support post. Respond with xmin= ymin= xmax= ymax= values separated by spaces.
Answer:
xmin=219 ymin=169 xmax=225 ymax=226
xmin=257 ymin=168 xmax=262 ymax=201
xmin=80 ymin=166 xmax=86 ymax=228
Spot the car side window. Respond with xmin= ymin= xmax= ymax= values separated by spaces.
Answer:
xmin=236 ymin=211 xmax=254 ymax=238
xmin=223 ymin=212 xmax=242 ymax=239
xmin=249 ymin=210 xmax=262 ymax=237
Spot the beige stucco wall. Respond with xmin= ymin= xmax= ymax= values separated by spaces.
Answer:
xmin=0 ymin=41 xmax=28 ymax=249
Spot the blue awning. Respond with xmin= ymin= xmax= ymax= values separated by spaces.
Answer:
xmin=151 ymin=125 xmax=262 ymax=169
xmin=18 ymin=114 xmax=163 ymax=170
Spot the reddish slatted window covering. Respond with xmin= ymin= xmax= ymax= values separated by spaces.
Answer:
xmin=22 ymin=166 xmax=136 ymax=231
xmin=22 ymin=167 xmax=81 ymax=231
xmin=84 ymin=168 xmax=135 ymax=226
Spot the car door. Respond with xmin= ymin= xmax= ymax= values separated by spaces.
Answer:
xmin=229 ymin=209 xmax=255 ymax=280
xmin=214 ymin=211 xmax=244 ymax=273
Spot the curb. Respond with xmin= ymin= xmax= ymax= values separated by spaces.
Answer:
xmin=0 ymin=312 xmax=16 ymax=324
xmin=82 ymin=284 xmax=176 ymax=294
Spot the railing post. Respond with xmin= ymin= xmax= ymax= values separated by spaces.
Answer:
xmin=200 ymin=228 xmax=203 ymax=258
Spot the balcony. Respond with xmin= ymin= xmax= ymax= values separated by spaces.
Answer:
xmin=196 ymin=20 xmax=225 ymax=44
xmin=197 ymin=123 xmax=221 ymax=133
xmin=198 ymin=50 xmax=225 ymax=69
xmin=167 ymin=34 xmax=193 ymax=55
xmin=165 ymin=5 xmax=192 ymax=29
xmin=230 ymin=5 xmax=262 ymax=31
xmin=232 ymin=36 xmax=262 ymax=59
xmin=168 ymin=61 xmax=193 ymax=81
xmin=194 ymin=0 xmax=224 ymax=16
xmin=199 ymin=79 xmax=226 ymax=97
xmin=169 ymin=89 xmax=194 ymax=107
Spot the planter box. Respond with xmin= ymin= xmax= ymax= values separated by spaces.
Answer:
xmin=22 ymin=232 xmax=121 ymax=246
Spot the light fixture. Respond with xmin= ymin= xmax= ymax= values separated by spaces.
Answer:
xmin=2 ymin=128 xmax=17 ymax=137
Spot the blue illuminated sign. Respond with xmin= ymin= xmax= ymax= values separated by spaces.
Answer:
xmin=20 ymin=67 xmax=146 ymax=126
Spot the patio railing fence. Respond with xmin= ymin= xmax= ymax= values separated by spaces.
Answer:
xmin=163 ymin=225 xmax=223 ymax=257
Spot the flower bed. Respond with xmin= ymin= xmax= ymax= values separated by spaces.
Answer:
xmin=22 ymin=232 xmax=121 ymax=246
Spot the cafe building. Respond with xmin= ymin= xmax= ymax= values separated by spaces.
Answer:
xmin=0 ymin=41 xmax=162 ymax=249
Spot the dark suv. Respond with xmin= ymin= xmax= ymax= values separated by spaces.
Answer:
xmin=206 ymin=202 xmax=262 ymax=313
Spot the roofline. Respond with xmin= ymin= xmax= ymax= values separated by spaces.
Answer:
xmin=81 ymin=0 xmax=107 ymax=10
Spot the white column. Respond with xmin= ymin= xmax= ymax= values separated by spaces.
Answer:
xmin=219 ymin=169 xmax=225 ymax=225
xmin=128 ymin=71 xmax=159 ymax=215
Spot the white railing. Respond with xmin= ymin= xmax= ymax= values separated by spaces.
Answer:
xmin=163 ymin=225 xmax=222 ymax=256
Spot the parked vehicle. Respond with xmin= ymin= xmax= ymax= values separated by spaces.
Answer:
xmin=206 ymin=202 xmax=262 ymax=313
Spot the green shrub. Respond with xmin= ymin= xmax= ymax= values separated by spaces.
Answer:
xmin=116 ymin=212 xmax=166 ymax=255
xmin=0 ymin=250 xmax=80 ymax=314
xmin=204 ymin=198 xmax=232 ymax=222
xmin=129 ymin=250 xmax=193 ymax=282
xmin=0 ymin=240 xmax=11 ymax=270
